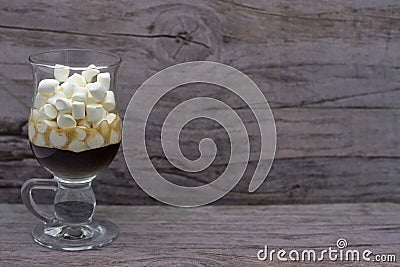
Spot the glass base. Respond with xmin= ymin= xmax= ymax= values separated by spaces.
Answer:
xmin=32 ymin=219 xmax=119 ymax=251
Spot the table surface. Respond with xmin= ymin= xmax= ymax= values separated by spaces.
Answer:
xmin=1 ymin=203 xmax=399 ymax=266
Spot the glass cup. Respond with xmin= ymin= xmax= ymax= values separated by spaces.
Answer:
xmin=21 ymin=49 xmax=122 ymax=251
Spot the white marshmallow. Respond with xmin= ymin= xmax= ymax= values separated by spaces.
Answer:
xmin=75 ymin=126 xmax=87 ymax=141
xmin=105 ymin=113 xmax=117 ymax=124
xmin=47 ymin=91 xmax=66 ymax=106
xmin=82 ymin=65 xmax=100 ymax=83
xmin=71 ymin=86 xmax=88 ymax=102
xmin=86 ymin=131 xmax=104 ymax=149
xmin=28 ymin=124 xmax=36 ymax=141
xmin=55 ymin=98 xmax=72 ymax=112
xmin=36 ymin=120 xmax=57 ymax=133
xmin=72 ymin=101 xmax=85 ymax=119
xmin=86 ymin=104 xmax=104 ymax=122
xmin=87 ymin=82 xmax=107 ymax=101
xmin=38 ymin=79 xmax=59 ymax=96
xmin=35 ymin=122 xmax=47 ymax=134
xmin=39 ymin=104 xmax=57 ymax=120
xmin=69 ymin=140 xmax=87 ymax=153
xmin=102 ymin=91 xmax=116 ymax=112
xmin=33 ymin=93 xmax=48 ymax=109
xmin=54 ymin=64 xmax=70 ymax=82
xmin=67 ymin=73 xmax=86 ymax=87
xmin=49 ymin=130 xmax=68 ymax=148
xmin=97 ymin=72 xmax=111 ymax=90
xmin=57 ymin=114 xmax=76 ymax=129
xmin=35 ymin=134 xmax=46 ymax=146
xmin=30 ymin=109 xmax=40 ymax=121
xmin=87 ymin=92 xmax=98 ymax=105
xmin=110 ymin=130 xmax=120 ymax=144
xmin=60 ymin=82 xmax=75 ymax=98
xmin=94 ymin=120 xmax=110 ymax=137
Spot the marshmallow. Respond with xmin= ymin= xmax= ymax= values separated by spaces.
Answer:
xmin=67 ymin=73 xmax=86 ymax=87
xmin=33 ymin=93 xmax=48 ymax=109
xmin=72 ymin=101 xmax=85 ymax=119
xmin=30 ymin=66 xmax=122 ymax=151
xmin=77 ymin=118 xmax=91 ymax=128
xmin=86 ymin=104 xmax=104 ymax=122
xmin=28 ymin=124 xmax=36 ymax=140
xmin=30 ymin=109 xmax=40 ymax=121
xmin=39 ymin=104 xmax=57 ymax=120
xmin=110 ymin=130 xmax=120 ymax=144
xmin=87 ymin=82 xmax=107 ymax=101
xmin=94 ymin=120 xmax=110 ymax=137
xmin=38 ymin=79 xmax=59 ymax=96
xmin=57 ymin=114 xmax=76 ymax=129
xmin=55 ymin=98 xmax=72 ymax=112
xmin=97 ymin=72 xmax=111 ymax=90
xmin=54 ymin=64 xmax=70 ymax=82
xmin=36 ymin=119 xmax=57 ymax=133
xmin=29 ymin=113 xmax=122 ymax=151
xmin=60 ymin=82 xmax=75 ymax=98
xmin=69 ymin=140 xmax=87 ymax=153
xmin=87 ymin=92 xmax=98 ymax=105
xmin=47 ymin=91 xmax=66 ymax=106
xmin=35 ymin=134 xmax=46 ymax=147
xmin=105 ymin=113 xmax=116 ymax=124
xmin=102 ymin=91 xmax=116 ymax=112
xmin=75 ymin=126 xmax=87 ymax=141
xmin=86 ymin=130 xmax=104 ymax=149
xmin=82 ymin=65 xmax=100 ymax=83
xmin=49 ymin=130 xmax=68 ymax=148
xmin=72 ymin=86 xmax=88 ymax=102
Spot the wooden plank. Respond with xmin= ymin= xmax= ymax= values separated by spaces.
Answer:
xmin=0 ymin=203 xmax=399 ymax=266
xmin=2 ymin=31 xmax=400 ymax=113
xmin=0 ymin=0 xmax=399 ymax=110
xmin=5 ymin=108 xmax=400 ymax=159
xmin=2 ymin=145 xmax=399 ymax=204
xmin=143 ymin=107 xmax=400 ymax=159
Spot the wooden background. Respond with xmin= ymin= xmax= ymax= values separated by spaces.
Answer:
xmin=0 ymin=0 xmax=400 ymax=204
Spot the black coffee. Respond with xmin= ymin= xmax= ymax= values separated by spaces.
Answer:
xmin=30 ymin=142 xmax=120 ymax=178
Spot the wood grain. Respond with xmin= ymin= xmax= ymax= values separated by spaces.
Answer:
xmin=0 ymin=203 xmax=399 ymax=266
xmin=0 ymin=0 xmax=400 ymax=204
xmin=2 ymin=138 xmax=399 ymax=205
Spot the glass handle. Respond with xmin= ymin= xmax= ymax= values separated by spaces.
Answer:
xmin=21 ymin=178 xmax=58 ymax=224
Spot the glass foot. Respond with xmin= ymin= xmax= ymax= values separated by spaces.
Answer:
xmin=32 ymin=219 xmax=119 ymax=251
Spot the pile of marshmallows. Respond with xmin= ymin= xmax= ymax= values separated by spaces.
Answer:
xmin=28 ymin=64 xmax=122 ymax=152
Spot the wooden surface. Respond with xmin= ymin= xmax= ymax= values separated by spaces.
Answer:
xmin=0 ymin=203 xmax=399 ymax=266
xmin=1 ymin=1 xmax=400 ymax=204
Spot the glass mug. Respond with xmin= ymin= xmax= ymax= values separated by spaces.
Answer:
xmin=21 ymin=49 xmax=122 ymax=251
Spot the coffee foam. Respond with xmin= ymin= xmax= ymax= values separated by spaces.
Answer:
xmin=28 ymin=112 xmax=122 ymax=153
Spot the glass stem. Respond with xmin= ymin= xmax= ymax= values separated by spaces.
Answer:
xmin=54 ymin=178 xmax=96 ymax=225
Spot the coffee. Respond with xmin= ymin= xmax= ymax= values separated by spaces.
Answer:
xmin=31 ymin=142 xmax=120 ymax=178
